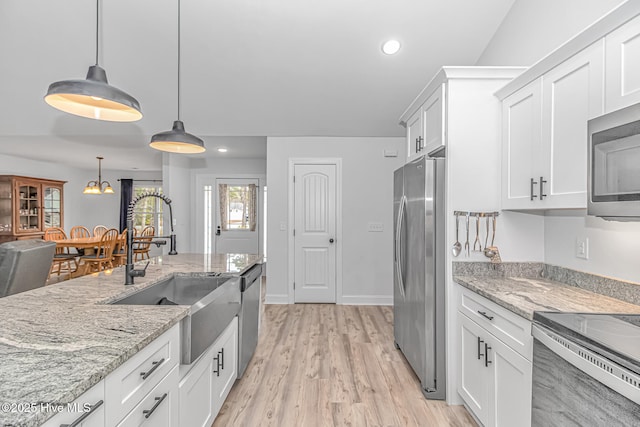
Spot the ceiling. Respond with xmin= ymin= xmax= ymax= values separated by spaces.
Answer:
xmin=0 ymin=0 xmax=515 ymax=171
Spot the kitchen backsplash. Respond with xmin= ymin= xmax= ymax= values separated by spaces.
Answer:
xmin=453 ymin=261 xmax=640 ymax=306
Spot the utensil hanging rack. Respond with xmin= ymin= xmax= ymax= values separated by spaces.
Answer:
xmin=453 ymin=211 xmax=500 ymax=218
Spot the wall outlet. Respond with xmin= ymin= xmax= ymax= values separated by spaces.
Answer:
xmin=576 ymin=237 xmax=589 ymax=260
xmin=368 ymin=222 xmax=384 ymax=232
xmin=280 ymin=221 xmax=287 ymax=231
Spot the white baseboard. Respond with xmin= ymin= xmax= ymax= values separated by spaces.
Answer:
xmin=264 ymin=294 xmax=289 ymax=304
xmin=339 ymin=295 xmax=393 ymax=306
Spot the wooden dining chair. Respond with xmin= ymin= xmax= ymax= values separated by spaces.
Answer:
xmin=111 ymin=229 xmax=128 ymax=267
xmin=93 ymin=225 xmax=109 ymax=237
xmin=70 ymin=225 xmax=91 ymax=238
xmin=69 ymin=225 xmax=91 ymax=256
xmin=80 ymin=228 xmax=119 ymax=273
xmin=133 ymin=225 xmax=155 ymax=261
xmin=43 ymin=227 xmax=78 ymax=278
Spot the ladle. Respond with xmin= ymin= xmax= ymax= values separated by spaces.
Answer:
xmin=452 ymin=213 xmax=462 ymax=257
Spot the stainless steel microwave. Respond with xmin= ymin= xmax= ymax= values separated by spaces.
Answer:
xmin=588 ymin=102 xmax=640 ymax=221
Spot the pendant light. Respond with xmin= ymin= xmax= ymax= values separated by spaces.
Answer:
xmin=44 ymin=0 xmax=142 ymax=122
xmin=83 ymin=157 xmax=114 ymax=195
xmin=149 ymin=0 xmax=205 ymax=154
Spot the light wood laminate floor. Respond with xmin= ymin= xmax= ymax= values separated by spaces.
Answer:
xmin=213 ymin=304 xmax=477 ymax=427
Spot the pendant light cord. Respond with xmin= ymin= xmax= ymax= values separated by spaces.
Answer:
xmin=177 ymin=0 xmax=181 ymax=121
xmin=95 ymin=0 xmax=100 ymax=65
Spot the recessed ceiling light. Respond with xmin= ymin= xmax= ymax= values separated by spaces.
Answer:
xmin=382 ymin=39 xmax=401 ymax=55
xmin=218 ymin=148 xmax=228 ymax=153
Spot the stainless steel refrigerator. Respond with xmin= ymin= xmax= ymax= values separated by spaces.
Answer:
xmin=393 ymin=155 xmax=446 ymax=400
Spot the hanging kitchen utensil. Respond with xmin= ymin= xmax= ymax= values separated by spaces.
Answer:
xmin=473 ymin=214 xmax=481 ymax=251
xmin=452 ymin=213 xmax=462 ymax=257
xmin=464 ymin=213 xmax=470 ymax=257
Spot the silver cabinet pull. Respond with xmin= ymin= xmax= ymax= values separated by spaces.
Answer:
xmin=417 ymin=135 xmax=424 ymax=151
xmin=477 ymin=336 xmax=485 ymax=360
xmin=477 ymin=311 xmax=494 ymax=321
xmin=143 ymin=393 xmax=168 ymax=419
xmin=60 ymin=400 xmax=103 ymax=427
xmin=540 ymin=176 xmax=547 ymax=200
xmin=140 ymin=358 xmax=165 ymax=380
xmin=530 ymin=177 xmax=538 ymax=200
xmin=485 ymin=343 xmax=492 ymax=367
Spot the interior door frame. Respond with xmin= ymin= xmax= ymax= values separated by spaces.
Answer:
xmin=288 ymin=158 xmax=343 ymax=304
xmin=193 ymin=173 xmax=266 ymax=256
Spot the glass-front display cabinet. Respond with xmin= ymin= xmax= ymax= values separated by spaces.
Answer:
xmin=0 ymin=176 xmax=65 ymax=243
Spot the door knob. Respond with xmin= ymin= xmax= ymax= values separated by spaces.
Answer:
xmin=329 ymin=238 xmax=334 ymax=243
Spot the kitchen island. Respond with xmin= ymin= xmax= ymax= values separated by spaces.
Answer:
xmin=0 ymin=253 xmax=262 ymax=427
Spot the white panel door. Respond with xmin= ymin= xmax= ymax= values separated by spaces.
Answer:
xmin=459 ymin=313 xmax=490 ymax=427
xmin=215 ymin=178 xmax=259 ymax=254
xmin=294 ymin=164 xmax=337 ymax=303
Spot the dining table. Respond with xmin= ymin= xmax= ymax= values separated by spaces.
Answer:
xmin=52 ymin=235 xmax=123 ymax=277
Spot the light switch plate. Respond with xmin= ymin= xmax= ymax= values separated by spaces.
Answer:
xmin=280 ymin=221 xmax=287 ymax=231
xmin=368 ymin=222 xmax=384 ymax=232
xmin=576 ymin=237 xmax=589 ymax=259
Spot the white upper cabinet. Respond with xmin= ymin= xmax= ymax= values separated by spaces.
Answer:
xmin=502 ymin=80 xmax=542 ymax=210
xmin=405 ymin=83 xmax=445 ymax=161
xmin=540 ymin=41 xmax=604 ymax=209
xmin=606 ymin=14 xmax=640 ymax=112
xmin=422 ymin=84 xmax=446 ymax=156
xmin=406 ymin=108 xmax=424 ymax=161
xmin=502 ymin=42 xmax=604 ymax=210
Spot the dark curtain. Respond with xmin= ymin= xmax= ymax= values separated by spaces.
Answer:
xmin=119 ymin=179 xmax=133 ymax=232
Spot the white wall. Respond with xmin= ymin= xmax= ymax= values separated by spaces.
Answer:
xmin=0 ymin=153 xmax=160 ymax=233
xmin=265 ymin=137 xmax=405 ymax=304
xmin=162 ymin=153 xmax=192 ymax=253
xmin=476 ymin=0 xmax=626 ymax=66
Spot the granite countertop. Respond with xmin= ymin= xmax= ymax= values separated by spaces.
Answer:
xmin=453 ymin=263 xmax=640 ymax=321
xmin=0 ymin=253 xmax=263 ymax=427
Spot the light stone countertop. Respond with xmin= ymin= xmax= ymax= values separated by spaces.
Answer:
xmin=0 ymin=253 xmax=263 ymax=427
xmin=454 ymin=275 xmax=640 ymax=321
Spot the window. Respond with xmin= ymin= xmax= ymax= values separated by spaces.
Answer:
xmin=218 ymin=183 xmax=257 ymax=231
xmin=132 ymin=185 xmax=163 ymax=235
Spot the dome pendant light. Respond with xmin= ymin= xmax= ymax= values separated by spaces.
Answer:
xmin=149 ymin=0 xmax=205 ymax=154
xmin=44 ymin=0 xmax=142 ymax=122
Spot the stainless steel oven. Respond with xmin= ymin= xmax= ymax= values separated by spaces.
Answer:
xmin=588 ymin=102 xmax=640 ymax=220
xmin=532 ymin=312 xmax=640 ymax=426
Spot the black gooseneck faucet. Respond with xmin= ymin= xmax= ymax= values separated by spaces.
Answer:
xmin=125 ymin=192 xmax=177 ymax=285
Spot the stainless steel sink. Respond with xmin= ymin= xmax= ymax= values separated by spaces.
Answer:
xmin=110 ymin=274 xmax=241 ymax=364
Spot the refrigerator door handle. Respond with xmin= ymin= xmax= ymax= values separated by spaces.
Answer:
xmin=395 ymin=195 xmax=407 ymax=298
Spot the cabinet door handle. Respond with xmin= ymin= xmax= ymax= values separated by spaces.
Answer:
xmin=477 ymin=336 xmax=484 ymax=360
xmin=213 ymin=349 xmax=224 ymax=376
xmin=485 ymin=343 xmax=492 ymax=367
xmin=142 ymin=393 xmax=168 ymax=419
xmin=417 ymin=136 xmax=424 ymax=151
xmin=60 ymin=400 xmax=103 ymax=427
xmin=477 ymin=311 xmax=494 ymax=321
xmin=140 ymin=358 xmax=165 ymax=380
xmin=530 ymin=178 xmax=538 ymax=200
xmin=415 ymin=137 xmax=419 ymax=153
xmin=540 ymin=176 xmax=547 ymax=200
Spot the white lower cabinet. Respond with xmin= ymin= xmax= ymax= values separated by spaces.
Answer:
xmin=116 ymin=366 xmax=179 ymax=427
xmin=41 ymin=380 xmax=105 ymax=427
xmin=40 ymin=318 xmax=240 ymax=427
xmin=179 ymin=316 xmax=239 ymax=426
xmin=458 ymin=289 xmax=532 ymax=427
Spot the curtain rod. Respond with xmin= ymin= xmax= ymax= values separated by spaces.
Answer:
xmin=117 ymin=179 xmax=163 ymax=183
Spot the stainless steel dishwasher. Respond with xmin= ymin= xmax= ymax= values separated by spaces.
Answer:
xmin=238 ymin=263 xmax=263 ymax=377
